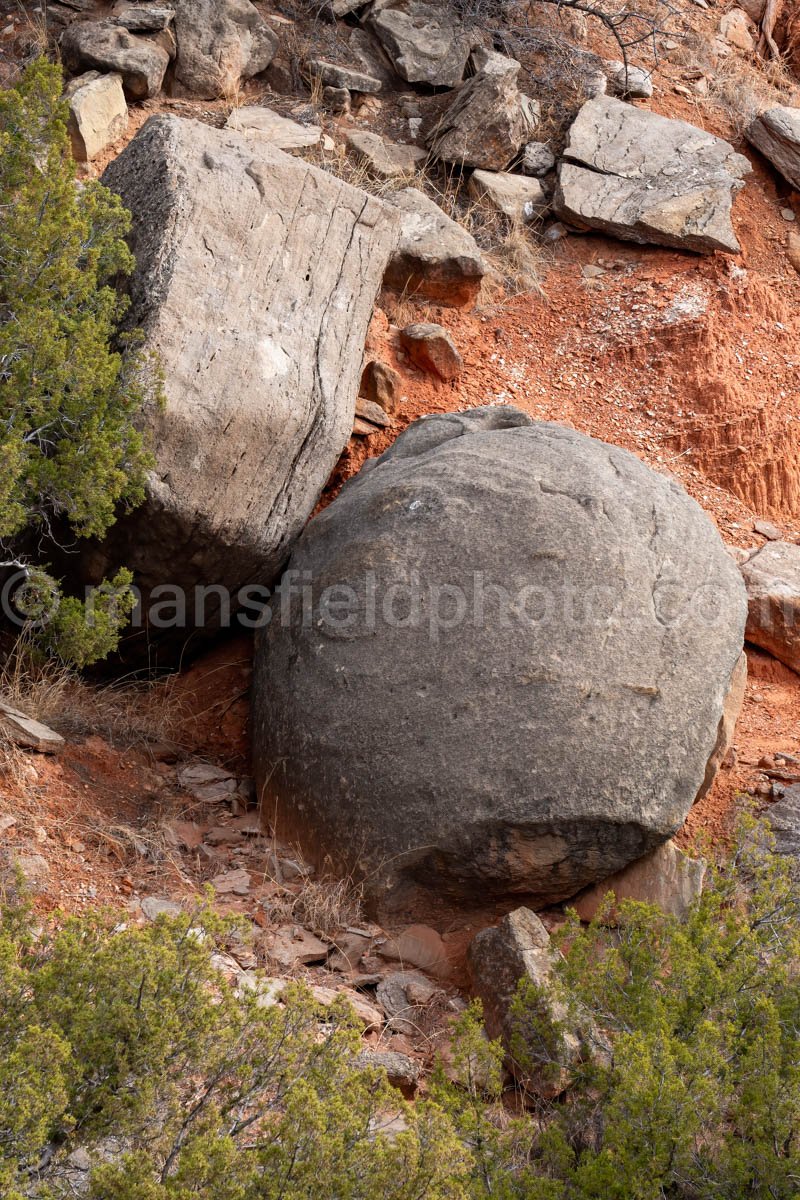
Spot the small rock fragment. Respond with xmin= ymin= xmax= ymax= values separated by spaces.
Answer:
xmin=399 ymin=323 xmax=463 ymax=381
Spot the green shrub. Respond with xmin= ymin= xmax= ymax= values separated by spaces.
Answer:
xmin=1 ymin=824 xmax=797 ymax=1199
xmin=0 ymin=59 xmax=157 ymax=666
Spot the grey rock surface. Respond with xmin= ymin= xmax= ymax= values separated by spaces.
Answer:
xmin=570 ymin=839 xmax=707 ymax=921
xmin=252 ymin=407 xmax=747 ymax=915
xmin=90 ymin=115 xmax=397 ymax=658
xmin=65 ymin=70 xmax=128 ymax=161
xmin=368 ymin=0 xmax=472 ymax=87
xmin=554 ymin=97 xmax=751 ymax=253
xmin=740 ymin=540 xmax=800 ymax=672
xmin=170 ymin=0 xmax=277 ymax=98
xmin=383 ymin=187 xmax=486 ymax=307
xmin=60 ymin=21 xmax=170 ymax=98
xmin=746 ymin=106 xmax=800 ymax=191
xmin=428 ymin=64 xmax=538 ymax=170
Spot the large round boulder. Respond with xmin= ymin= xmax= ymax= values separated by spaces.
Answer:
xmin=252 ymin=408 xmax=747 ymax=917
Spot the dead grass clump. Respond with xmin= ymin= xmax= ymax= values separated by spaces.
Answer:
xmin=266 ymin=866 xmax=365 ymax=940
xmin=0 ymin=639 xmax=186 ymax=750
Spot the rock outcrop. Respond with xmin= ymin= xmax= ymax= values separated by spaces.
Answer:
xmin=170 ymin=0 xmax=277 ymax=98
xmin=467 ymin=169 xmax=548 ymax=223
xmin=569 ymin=839 xmax=707 ymax=922
xmin=554 ymin=97 xmax=751 ymax=253
xmin=88 ymin=115 xmax=397 ymax=658
xmin=468 ymin=908 xmax=609 ymax=1095
xmin=60 ymin=21 xmax=170 ymax=98
xmin=65 ymin=70 xmax=128 ymax=161
xmin=427 ymin=64 xmax=538 ymax=170
xmin=252 ymin=407 xmax=747 ymax=916
xmin=740 ymin=541 xmax=800 ymax=672
xmin=367 ymin=0 xmax=472 ymax=87
xmin=746 ymin=106 xmax=800 ymax=191
xmin=383 ymin=187 xmax=486 ymax=307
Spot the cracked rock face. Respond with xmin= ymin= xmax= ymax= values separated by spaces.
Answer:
xmin=85 ymin=114 xmax=397 ymax=661
xmin=746 ymin=106 xmax=800 ymax=192
xmin=253 ymin=406 xmax=747 ymax=917
xmin=367 ymin=0 xmax=472 ymax=87
xmin=554 ymin=97 xmax=751 ymax=253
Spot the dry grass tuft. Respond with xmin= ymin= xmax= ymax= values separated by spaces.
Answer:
xmin=266 ymin=865 xmax=365 ymax=940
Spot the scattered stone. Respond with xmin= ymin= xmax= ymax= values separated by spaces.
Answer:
xmin=65 ymin=71 xmax=128 ymax=161
xmin=356 ymin=397 xmax=391 ymax=428
xmin=60 ymin=21 xmax=170 ymax=99
xmin=10 ymin=852 xmax=51 ymax=890
xmin=781 ymin=207 xmax=796 ymax=221
xmin=225 ymin=106 xmax=321 ymax=150
xmin=327 ymin=928 xmax=376 ymax=973
xmin=788 ymin=230 xmax=800 ymax=275
xmin=581 ymin=263 xmax=607 ymax=279
xmin=310 ymin=984 xmax=384 ymax=1031
xmin=383 ymin=186 xmax=486 ymax=307
xmin=428 ymin=64 xmax=538 ymax=171
xmin=252 ymin=407 xmax=748 ymax=915
xmin=467 ymin=169 xmax=548 ymax=223
xmin=754 ymin=518 xmax=782 ymax=540
xmin=309 ymin=58 xmax=381 ymax=94
xmin=178 ymin=762 xmax=237 ymax=803
xmin=367 ymin=0 xmax=472 ymax=87
xmin=322 ymin=85 xmax=350 ymax=114
xmin=356 ymin=1049 xmax=420 ymax=1095
xmin=763 ymin=786 xmax=800 ymax=862
xmin=266 ymin=924 xmax=329 ymax=967
xmin=345 ymin=129 xmax=427 ymax=179
xmin=741 ymin=541 xmax=800 ymax=672
xmin=468 ymin=908 xmax=608 ymax=1096
xmin=94 ymin=116 xmax=397 ymax=658
xmin=376 ymin=970 xmax=438 ymax=1034
xmin=555 ymin=96 xmax=751 ymax=253
xmin=399 ymin=323 xmax=463 ymax=380
xmin=570 ymin=839 xmax=706 ymax=922
xmin=239 ymin=973 xmax=286 ymax=1007
xmin=719 ymin=7 xmax=755 ymax=51
xmin=110 ymin=5 xmax=175 ymax=31
xmin=211 ymin=867 xmax=251 ymax=895
xmin=747 ymin=107 xmax=800 ymax=191
xmin=141 ymin=895 xmax=182 ymax=920
xmin=170 ymin=0 xmax=277 ymax=98
xmin=379 ymin=923 xmax=449 ymax=978
xmin=0 ymin=701 xmax=64 ymax=754
xmin=605 ymin=59 xmax=653 ymax=98
xmin=543 ymin=220 xmax=570 ymax=241
xmin=470 ymin=46 xmax=521 ymax=75
xmin=360 ymin=360 xmax=403 ymax=415
xmin=520 ymin=141 xmax=556 ymax=177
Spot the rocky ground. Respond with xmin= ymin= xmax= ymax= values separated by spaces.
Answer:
xmin=2 ymin=0 xmax=800 ymax=1092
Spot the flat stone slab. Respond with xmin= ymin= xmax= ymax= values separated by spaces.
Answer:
xmin=554 ymin=96 xmax=751 ymax=253
xmin=225 ymin=106 xmax=321 ymax=150
xmin=747 ymin=106 xmax=800 ymax=191
xmin=0 ymin=701 xmax=64 ymax=754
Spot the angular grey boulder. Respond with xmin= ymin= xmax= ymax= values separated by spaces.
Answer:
xmin=367 ymin=0 xmax=472 ymax=87
xmin=746 ymin=106 xmax=800 ymax=191
xmin=554 ymin=97 xmax=751 ymax=253
xmin=61 ymin=21 xmax=170 ymax=98
xmin=468 ymin=908 xmax=610 ymax=1096
xmin=383 ymin=187 xmax=486 ymax=307
xmin=428 ymin=64 xmax=539 ymax=171
xmin=740 ymin=540 xmax=800 ymax=672
xmin=170 ymin=0 xmax=277 ymax=98
xmin=89 ymin=115 xmax=397 ymax=658
xmin=252 ymin=407 xmax=747 ymax=916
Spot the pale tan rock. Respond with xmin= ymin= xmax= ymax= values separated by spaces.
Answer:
xmin=379 ymin=923 xmax=450 ymax=978
xmin=65 ymin=71 xmax=128 ymax=161
xmin=225 ymin=105 xmax=321 ymax=150
xmin=399 ymin=322 xmax=463 ymax=381
xmin=467 ymin=169 xmax=548 ymax=223
xmin=570 ymin=839 xmax=707 ymax=922
xmin=788 ymin=231 xmax=800 ymax=275
xmin=741 ymin=541 xmax=800 ymax=672
xmin=428 ymin=64 xmax=538 ymax=170
xmin=746 ymin=107 xmax=800 ymax=192
xmin=95 ymin=116 xmax=398 ymax=653
xmin=267 ymin=924 xmax=329 ymax=967
xmin=345 ymin=129 xmax=427 ymax=179
xmin=0 ymin=701 xmax=64 ymax=754
xmin=719 ymin=8 xmax=755 ymax=51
